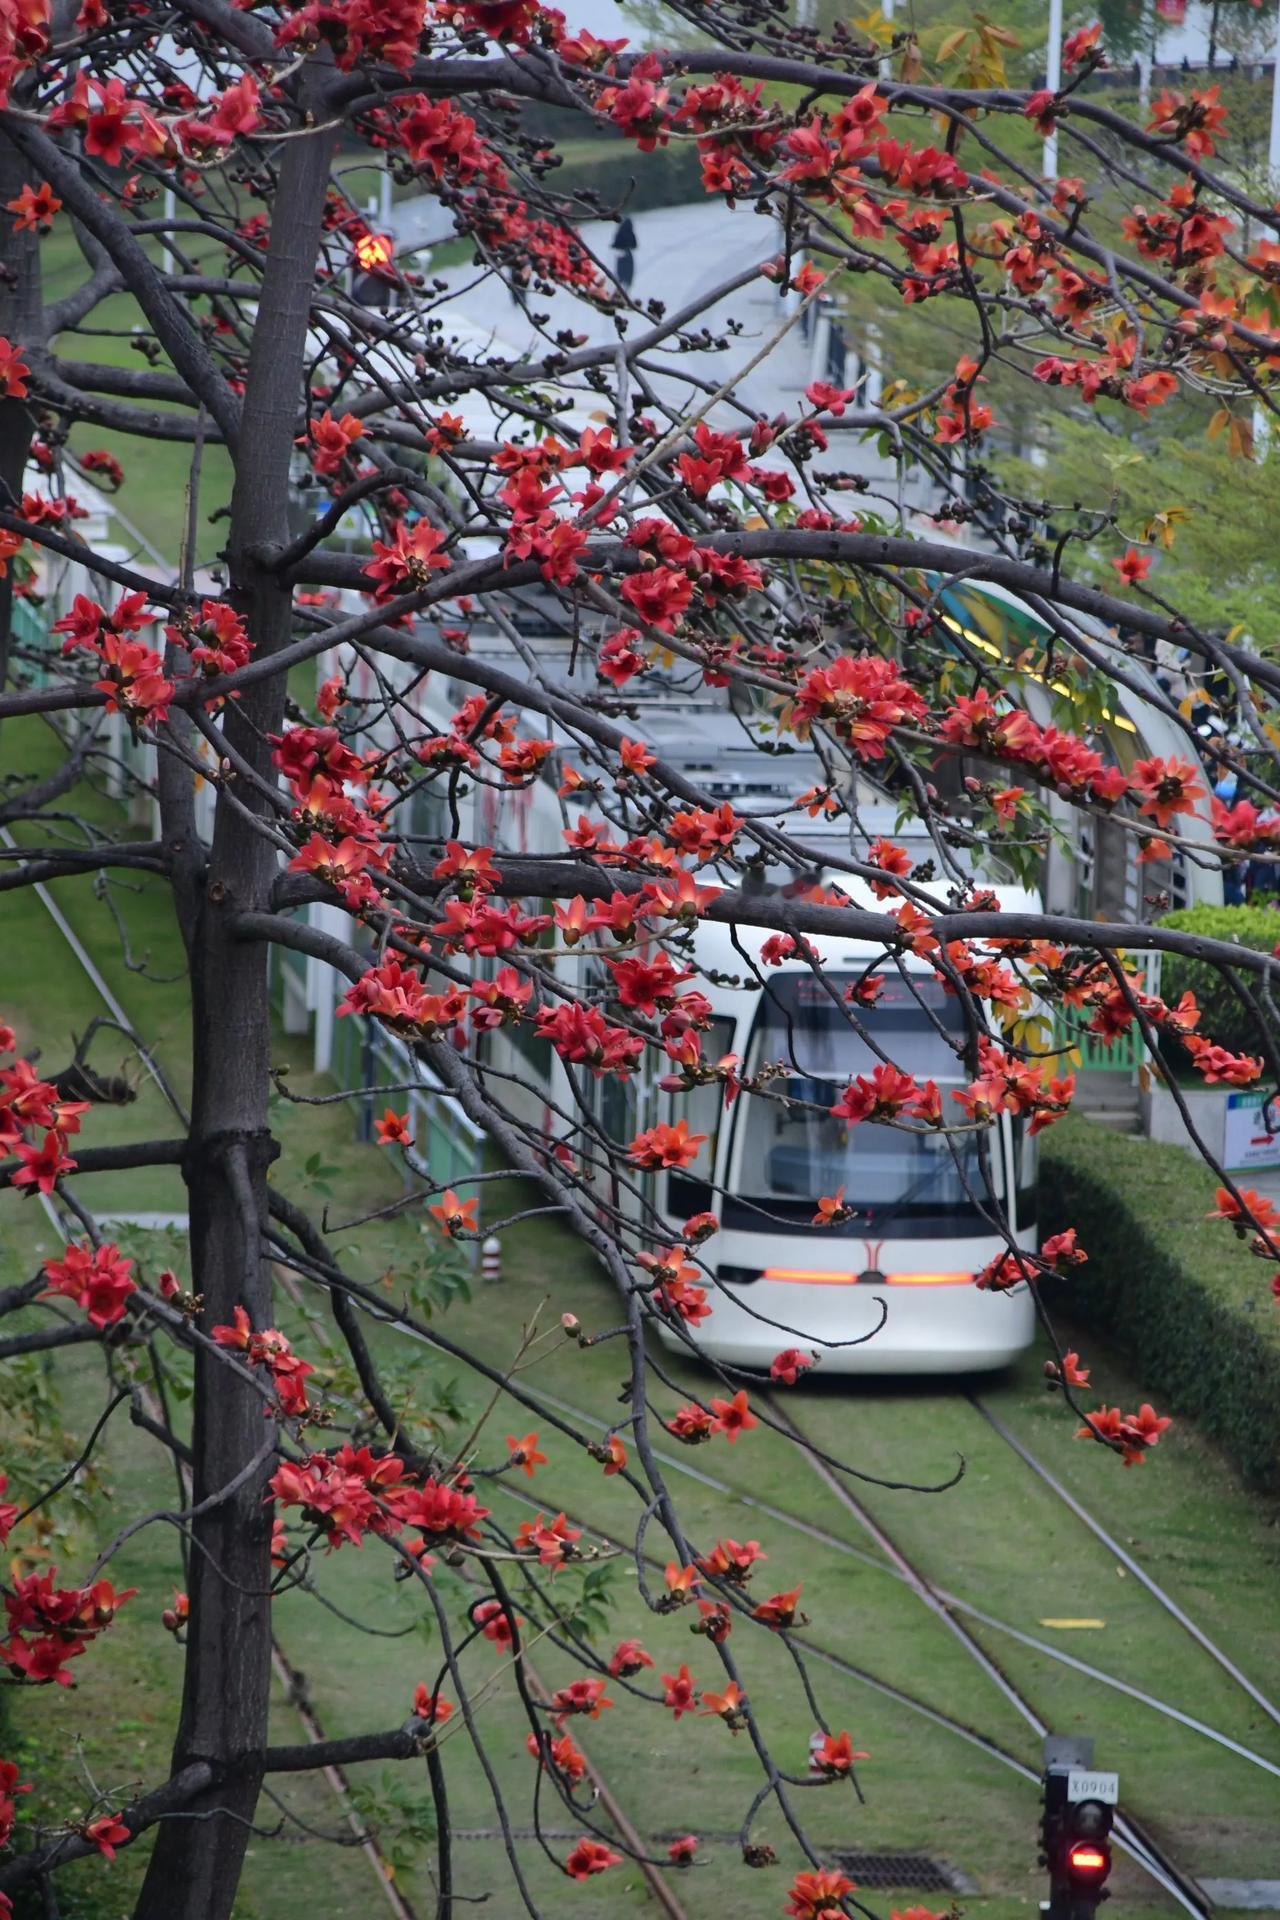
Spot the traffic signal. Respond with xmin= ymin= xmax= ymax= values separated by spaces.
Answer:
xmin=1040 ymin=1739 xmax=1115 ymax=1920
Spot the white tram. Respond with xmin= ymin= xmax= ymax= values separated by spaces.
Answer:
xmin=647 ymin=898 xmax=1041 ymax=1375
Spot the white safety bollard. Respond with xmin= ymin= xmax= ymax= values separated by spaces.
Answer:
xmin=481 ymin=1236 xmax=502 ymax=1284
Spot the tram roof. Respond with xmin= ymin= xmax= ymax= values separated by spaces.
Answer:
xmin=689 ymin=870 xmax=1041 ymax=981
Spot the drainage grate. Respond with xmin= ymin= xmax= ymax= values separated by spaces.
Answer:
xmin=827 ymin=1852 xmax=967 ymax=1892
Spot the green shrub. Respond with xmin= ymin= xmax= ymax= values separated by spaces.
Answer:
xmin=1157 ymin=903 xmax=1280 ymax=1059
xmin=1040 ymin=1115 xmax=1280 ymax=1488
xmin=549 ymin=138 xmax=704 ymax=216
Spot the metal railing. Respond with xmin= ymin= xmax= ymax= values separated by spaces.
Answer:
xmin=329 ymin=1000 xmax=485 ymax=1193
xmin=267 ymin=938 xmax=486 ymax=1196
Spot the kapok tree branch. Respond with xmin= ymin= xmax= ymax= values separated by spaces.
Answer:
xmin=0 ymin=116 xmax=242 ymax=449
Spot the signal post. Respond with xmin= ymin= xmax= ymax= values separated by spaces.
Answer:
xmin=1040 ymin=1736 xmax=1116 ymax=1920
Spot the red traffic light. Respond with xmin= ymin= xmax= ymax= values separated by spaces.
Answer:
xmin=1067 ymin=1843 xmax=1109 ymax=1876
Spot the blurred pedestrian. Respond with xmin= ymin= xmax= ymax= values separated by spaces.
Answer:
xmin=1215 ymin=769 xmax=1247 ymax=905
xmin=612 ymin=215 xmax=637 ymax=292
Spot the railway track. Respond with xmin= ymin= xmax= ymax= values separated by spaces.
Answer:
xmin=967 ymin=1394 xmax=1280 ymax=1735
xmin=770 ymin=1397 xmax=1213 ymax=1920
xmin=513 ymin=1379 xmax=1280 ymax=1782
xmin=201 ymin=1207 xmax=1279 ymax=1909
xmin=19 ymin=819 xmax=1275 ymax=1914
xmin=487 ymin=1447 xmax=1212 ymax=1915
xmin=462 ymin=1365 xmax=1280 ymax=1917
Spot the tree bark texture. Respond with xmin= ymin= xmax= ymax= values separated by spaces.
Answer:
xmin=134 ymin=87 xmax=340 ymax=1920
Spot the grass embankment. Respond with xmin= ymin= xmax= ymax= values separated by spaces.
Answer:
xmin=1041 ymin=1116 xmax=1280 ymax=1489
xmin=3 ymin=719 xmax=1280 ymax=1916
xmin=36 ymin=222 xmax=235 ymax=565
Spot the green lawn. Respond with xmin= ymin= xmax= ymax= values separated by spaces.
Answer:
xmin=32 ymin=218 xmax=235 ymax=564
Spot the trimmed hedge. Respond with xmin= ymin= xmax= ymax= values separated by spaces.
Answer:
xmin=1157 ymin=903 xmax=1280 ymax=1058
xmin=1040 ymin=1115 xmax=1280 ymax=1488
xmin=550 ymin=139 xmax=704 ymax=216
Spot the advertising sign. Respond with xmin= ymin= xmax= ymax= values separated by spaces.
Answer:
xmin=1224 ymin=1090 xmax=1280 ymax=1172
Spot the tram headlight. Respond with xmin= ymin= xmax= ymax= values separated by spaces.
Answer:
xmin=715 ymin=1264 xmax=763 ymax=1287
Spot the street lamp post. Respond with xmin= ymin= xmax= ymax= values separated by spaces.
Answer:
xmin=1044 ymin=0 xmax=1064 ymax=179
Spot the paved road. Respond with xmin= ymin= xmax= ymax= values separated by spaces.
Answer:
xmin=389 ymin=196 xmax=925 ymax=507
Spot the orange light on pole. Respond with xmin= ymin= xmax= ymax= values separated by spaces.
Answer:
xmin=354 ymin=231 xmax=393 ymax=272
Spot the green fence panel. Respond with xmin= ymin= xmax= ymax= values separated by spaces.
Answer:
xmin=12 ymin=597 xmax=52 ymax=683
xmin=1049 ymin=956 xmax=1159 ymax=1075
xmin=326 ymin=1006 xmax=484 ymax=1192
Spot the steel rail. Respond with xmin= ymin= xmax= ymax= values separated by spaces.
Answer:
xmin=485 ymin=1472 xmax=1041 ymax=1777
xmin=513 ymin=1378 xmax=1280 ymax=1781
xmin=771 ymin=1399 xmax=1212 ymax=1920
xmin=313 ymin=1298 xmax=1264 ymax=1915
xmin=969 ymin=1395 xmax=1280 ymax=1734
xmin=487 ymin=1469 xmax=1207 ymax=1915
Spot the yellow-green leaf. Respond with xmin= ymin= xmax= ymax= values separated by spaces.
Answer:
xmin=1228 ymin=413 xmax=1256 ymax=461
xmin=852 ymin=7 xmax=894 ymax=44
xmin=1143 ymin=505 xmax=1189 ymax=549
xmin=937 ymin=25 xmax=971 ymax=63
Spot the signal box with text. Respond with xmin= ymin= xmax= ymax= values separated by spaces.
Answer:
xmin=1040 ymin=1736 xmax=1116 ymax=1920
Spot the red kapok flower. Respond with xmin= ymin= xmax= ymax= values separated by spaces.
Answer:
xmin=504 ymin=1432 xmax=547 ymax=1478
xmin=472 ymin=1598 xmax=520 ymax=1646
xmin=84 ymin=1813 xmax=131 ymax=1861
xmin=1062 ymin=22 xmax=1103 ymax=70
xmin=1041 ymin=1228 xmax=1087 ymax=1271
xmin=513 ymin=1510 xmax=581 ymax=1569
xmin=1208 ymin=1185 xmax=1277 ymax=1231
xmin=770 ymin=1347 xmax=816 ymax=1386
xmin=550 ymin=1675 xmax=612 ymax=1721
xmin=428 ymin=1188 xmax=479 ymax=1235
xmin=661 ymin=1663 xmax=698 ymax=1717
xmin=1044 ymin=1349 xmax=1091 ymax=1389
xmin=7 ymin=182 xmax=60 ymax=232
xmin=608 ymin=1637 xmax=654 ymax=1677
xmin=411 ymin=1683 xmax=455 ymax=1724
xmin=709 ymin=1389 xmax=757 ymax=1441
xmin=810 ymin=1728 xmax=869 ymax=1776
xmin=564 ymin=1837 xmax=622 ymax=1880
xmin=787 ymin=1867 xmax=858 ymax=1919
xmin=751 ymin=1584 xmax=807 ymax=1630
xmin=1111 ymin=546 xmax=1151 ymax=585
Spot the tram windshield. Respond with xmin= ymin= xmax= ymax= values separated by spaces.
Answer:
xmin=726 ymin=971 xmax=999 ymax=1237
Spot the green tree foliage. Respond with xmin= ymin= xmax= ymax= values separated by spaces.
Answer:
xmin=1000 ymin=414 xmax=1280 ymax=641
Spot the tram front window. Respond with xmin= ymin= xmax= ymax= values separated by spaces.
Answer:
xmin=726 ymin=971 xmax=999 ymax=1237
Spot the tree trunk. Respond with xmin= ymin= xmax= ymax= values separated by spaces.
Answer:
xmin=0 ymin=126 xmax=42 ymax=694
xmin=134 ymin=87 xmax=339 ymax=1920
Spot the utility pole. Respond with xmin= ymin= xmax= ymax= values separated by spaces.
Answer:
xmin=1255 ymin=0 xmax=1280 ymax=458
xmin=1044 ymin=0 xmax=1063 ymax=179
